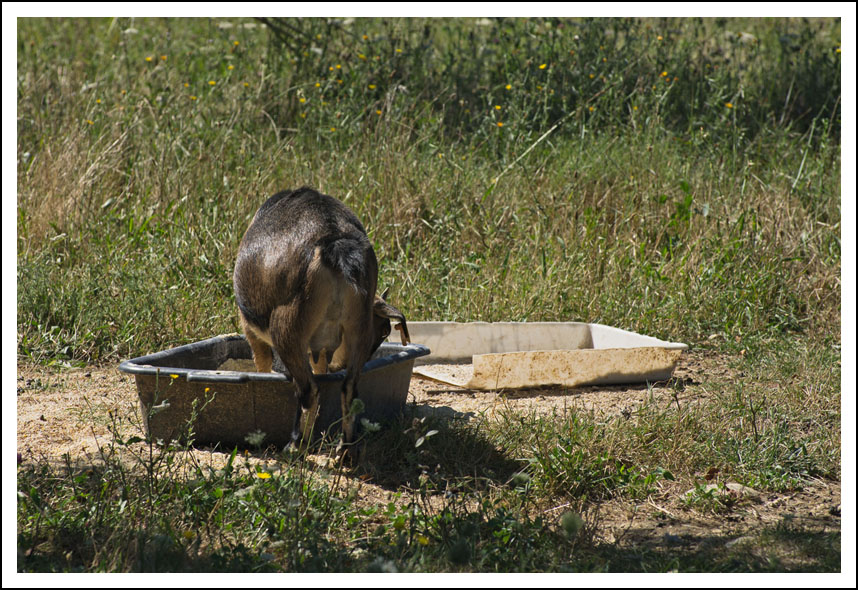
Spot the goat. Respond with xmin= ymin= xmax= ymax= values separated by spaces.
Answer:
xmin=233 ymin=187 xmax=410 ymax=458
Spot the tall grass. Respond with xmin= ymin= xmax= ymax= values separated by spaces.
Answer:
xmin=17 ymin=16 xmax=840 ymax=363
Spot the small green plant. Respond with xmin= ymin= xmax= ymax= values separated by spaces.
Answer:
xmin=681 ymin=482 xmax=735 ymax=513
xmin=244 ymin=429 xmax=267 ymax=449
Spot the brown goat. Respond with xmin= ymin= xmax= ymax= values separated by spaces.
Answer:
xmin=233 ymin=187 xmax=409 ymax=456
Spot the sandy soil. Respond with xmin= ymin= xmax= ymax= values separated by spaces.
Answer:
xmin=16 ymin=350 xmax=841 ymax=564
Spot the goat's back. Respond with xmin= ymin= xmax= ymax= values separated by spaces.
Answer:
xmin=233 ymin=187 xmax=378 ymax=333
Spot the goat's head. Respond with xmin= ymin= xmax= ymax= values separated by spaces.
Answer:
xmin=372 ymin=287 xmax=410 ymax=352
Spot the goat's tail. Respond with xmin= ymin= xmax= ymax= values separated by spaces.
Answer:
xmin=318 ymin=236 xmax=376 ymax=294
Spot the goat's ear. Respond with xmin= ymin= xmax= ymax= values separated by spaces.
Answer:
xmin=373 ymin=298 xmax=410 ymax=345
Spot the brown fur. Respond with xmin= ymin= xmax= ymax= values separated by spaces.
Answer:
xmin=233 ymin=187 xmax=409 ymax=457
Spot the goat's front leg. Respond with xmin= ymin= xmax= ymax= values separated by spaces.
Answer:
xmin=309 ymin=348 xmax=329 ymax=375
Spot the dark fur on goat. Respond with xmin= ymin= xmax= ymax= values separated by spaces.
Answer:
xmin=234 ymin=187 xmax=409 ymax=457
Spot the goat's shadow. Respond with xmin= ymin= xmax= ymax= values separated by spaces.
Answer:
xmin=353 ymin=400 xmax=524 ymax=492
xmin=351 ymin=376 xmax=700 ymax=491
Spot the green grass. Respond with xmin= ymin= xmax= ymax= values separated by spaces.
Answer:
xmin=16 ymin=17 xmax=841 ymax=573
xmin=17 ymin=16 xmax=840 ymax=363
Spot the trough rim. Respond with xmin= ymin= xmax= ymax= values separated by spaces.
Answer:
xmin=118 ymin=334 xmax=430 ymax=384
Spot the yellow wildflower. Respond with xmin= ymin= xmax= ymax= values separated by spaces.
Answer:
xmin=209 ymin=80 xmax=216 ymax=86
xmin=368 ymin=84 xmax=376 ymax=89
xmin=725 ymin=102 xmax=733 ymax=109
xmin=256 ymin=472 xmax=271 ymax=479
xmin=497 ymin=122 xmax=503 ymax=127
xmin=505 ymin=84 xmax=511 ymax=90
xmin=145 ymin=56 xmax=152 ymax=62
xmin=539 ymin=63 xmax=547 ymax=69
xmin=495 ymin=105 xmax=501 ymax=110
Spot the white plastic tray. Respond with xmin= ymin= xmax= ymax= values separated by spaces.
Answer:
xmin=399 ymin=322 xmax=687 ymax=390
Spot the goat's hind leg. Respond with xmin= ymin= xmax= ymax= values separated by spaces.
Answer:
xmin=337 ymin=318 xmax=370 ymax=462
xmin=270 ymin=307 xmax=320 ymax=449
xmin=285 ymin=361 xmax=320 ymax=449
xmin=239 ymin=312 xmax=273 ymax=373
xmin=340 ymin=373 xmax=356 ymax=441
xmin=292 ymin=375 xmax=320 ymax=449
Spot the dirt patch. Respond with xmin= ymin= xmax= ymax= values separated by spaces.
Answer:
xmin=407 ymin=348 xmax=707 ymax=421
xmin=16 ymin=350 xmax=841 ymax=568
xmin=15 ymin=350 xmax=704 ymax=466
